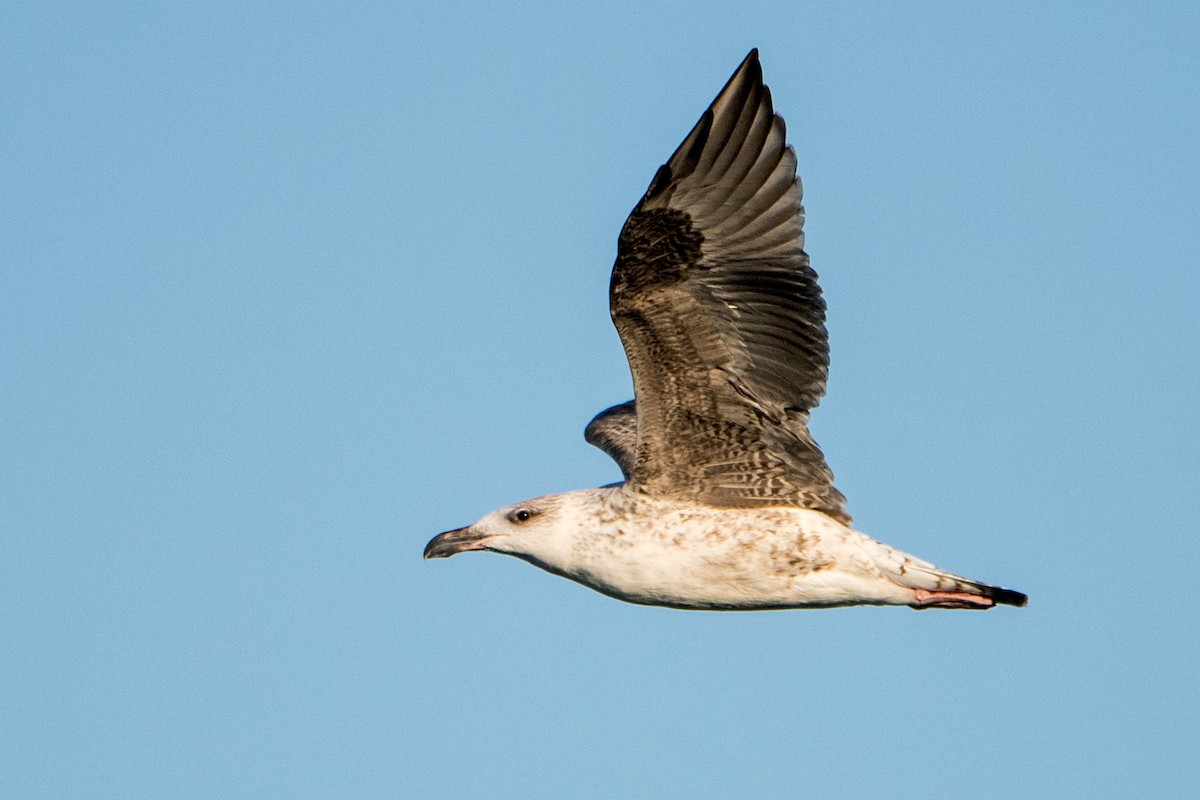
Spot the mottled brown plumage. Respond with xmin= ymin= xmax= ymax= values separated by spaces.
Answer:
xmin=600 ymin=49 xmax=848 ymax=524
xmin=583 ymin=401 xmax=637 ymax=480
xmin=426 ymin=50 xmax=1027 ymax=612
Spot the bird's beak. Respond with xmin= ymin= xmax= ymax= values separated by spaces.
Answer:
xmin=423 ymin=526 xmax=494 ymax=559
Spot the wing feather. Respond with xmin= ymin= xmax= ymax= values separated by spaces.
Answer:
xmin=584 ymin=401 xmax=637 ymax=480
xmin=605 ymin=50 xmax=849 ymax=523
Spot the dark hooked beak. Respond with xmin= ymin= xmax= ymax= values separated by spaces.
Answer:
xmin=423 ymin=526 xmax=494 ymax=559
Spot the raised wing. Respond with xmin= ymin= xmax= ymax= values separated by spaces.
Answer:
xmin=608 ymin=50 xmax=849 ymax=523
xmin=584 ymin=400 xmax=637 ymax=479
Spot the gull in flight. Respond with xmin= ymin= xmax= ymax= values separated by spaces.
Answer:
xmin=425 ymin=50 xmax=1027 ymax=611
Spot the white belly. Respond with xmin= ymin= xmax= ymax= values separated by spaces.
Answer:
xmin=562 ymin=500 xmax=913 ymax=610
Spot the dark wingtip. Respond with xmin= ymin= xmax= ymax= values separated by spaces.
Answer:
xmin=734 ymin=48 xmax=762 ymax=86
xmin=641 ymin=49 xmax=765 ymax=207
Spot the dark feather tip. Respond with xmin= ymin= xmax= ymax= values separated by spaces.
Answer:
xmin=990 ymin=587 xmax=1029 ymax=608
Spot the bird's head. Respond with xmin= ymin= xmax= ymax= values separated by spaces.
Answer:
xmin=424 ymin=492 xmax=584 ymax=568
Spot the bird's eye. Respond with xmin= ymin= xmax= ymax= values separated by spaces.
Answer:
xmin=510 ymin=508 xmax=535 ymax=523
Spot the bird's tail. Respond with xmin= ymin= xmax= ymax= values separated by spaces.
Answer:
xmin=882 ymin=549 xmax=1028 ymax=610
xmin=907 ymin=570 xmax=1028 ymax=610
xmin=865 ymin=536 xmax=1027 ymax=610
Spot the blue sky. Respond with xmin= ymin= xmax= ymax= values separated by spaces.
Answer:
xmin=3 ymin=2 xmax=1198 ymax=797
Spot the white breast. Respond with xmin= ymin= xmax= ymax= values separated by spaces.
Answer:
xmin=557 ymin=492 xmax=912 ymax=610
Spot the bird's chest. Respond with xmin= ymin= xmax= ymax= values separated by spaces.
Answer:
xmin=566 ymin=506 xmax=840 ymax=608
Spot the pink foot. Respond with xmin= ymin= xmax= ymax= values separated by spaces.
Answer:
xmin=909 ymin=589 xmax=995 ymax=610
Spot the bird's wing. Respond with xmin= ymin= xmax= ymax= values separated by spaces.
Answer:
xmin=608 ymin=49 xmax=849 ymax=523
xmin=584 ymin=400 xmax=637 ymax=479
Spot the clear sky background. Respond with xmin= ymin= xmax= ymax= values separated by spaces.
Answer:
xmin=3 ymin=2 xmax=1198 ymax=798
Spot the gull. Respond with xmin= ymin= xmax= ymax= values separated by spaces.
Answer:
xmin=424 ymin=50 xmax=1027 ymax=611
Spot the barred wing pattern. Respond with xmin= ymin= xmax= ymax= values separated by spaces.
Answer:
xmin=600 ymin=50 xmax=849 ymax=524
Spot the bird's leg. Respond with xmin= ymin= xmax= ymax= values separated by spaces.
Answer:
xmin=908 ymin=588 xmax=994 ymax=610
